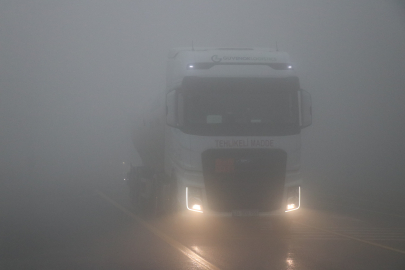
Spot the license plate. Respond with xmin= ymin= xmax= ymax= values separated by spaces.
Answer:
xmin=215 ymin=158 xmax=235 ymax=173
xmin=232 ymin=210 xmax=259 ymax=217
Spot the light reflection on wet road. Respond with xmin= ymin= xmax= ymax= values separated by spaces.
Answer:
xmin=103 ymin=187 xmax=405 ymax=270
xmin=2 ymin=184 xmax=405 ymax=270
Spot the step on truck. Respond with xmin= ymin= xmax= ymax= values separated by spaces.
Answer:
xmin=127 ymin=47 xmax=312 ymax=224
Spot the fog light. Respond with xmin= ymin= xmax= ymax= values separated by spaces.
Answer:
xmin=186 ymin=187 xmax=203 ymax=213
xmin=285 ymin=186 xmax=300 ymax=212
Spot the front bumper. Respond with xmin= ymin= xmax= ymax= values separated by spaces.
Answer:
xmin=175 ymin=169 xmax=302 ymax=219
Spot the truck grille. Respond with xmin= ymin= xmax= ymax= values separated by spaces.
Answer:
xmin=201 ymin=149 xmax=287 ymax=212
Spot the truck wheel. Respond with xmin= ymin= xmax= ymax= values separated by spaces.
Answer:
xmin=129 ymin=185 xmax=141 ymax=214
xmin=167 ymin=174 xmax=178 ymax=214
xmin=150 ymin=185 xmax=160 ymax=218
xmin=144 ymin=178 xmax=163 ymax=218
xmin=132 ymin=189 xmax=144 ymax=215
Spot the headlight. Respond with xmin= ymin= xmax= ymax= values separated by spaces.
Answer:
xmin=285 ymin=186 xmax=300 ymax=212
xmin=186 ymin=187 xmax=203 ymax=213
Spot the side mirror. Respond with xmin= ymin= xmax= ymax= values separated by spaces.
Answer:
xmin=166 ymin=90 xmax=177 ymax=127
xmin=166 ymin=89 xmax=184 ymax=127
xmin=300 ymin=90 xmax=312 ymax=128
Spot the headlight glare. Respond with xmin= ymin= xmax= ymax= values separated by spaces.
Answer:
xmin=186 ymin=187 xmax=203 ymax=213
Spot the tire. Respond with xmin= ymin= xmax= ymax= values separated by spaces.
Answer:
xmin=129 ymin=166 xmax=155 ymax=217
xmin=149 ymin=182 xmax=160 ymax=218
xmin=144 ymin=173 xmax=164 ymax=219
xmin=167 ymin=174 xmax=178 ymax=214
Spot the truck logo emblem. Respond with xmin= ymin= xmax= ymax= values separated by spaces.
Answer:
xmin=211 ymin=55 xmax=222 ymax=63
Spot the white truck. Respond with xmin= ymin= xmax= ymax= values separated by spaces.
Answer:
xmin=128 ymin=47 xmax=312 ymax=223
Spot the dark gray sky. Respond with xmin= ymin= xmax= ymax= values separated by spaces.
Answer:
xmin=0 ymin=1 xmax=404 ymax=196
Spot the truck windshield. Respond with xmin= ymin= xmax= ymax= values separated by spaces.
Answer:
xmin=180 ymin=77 xmax=300 ymax=136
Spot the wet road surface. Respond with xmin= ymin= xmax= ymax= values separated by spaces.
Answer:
xmin=2 ymin=182 xmax=405 ymax=270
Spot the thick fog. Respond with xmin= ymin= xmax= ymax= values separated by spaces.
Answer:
xmin=0 ymin=1 xmax=404 ymax=202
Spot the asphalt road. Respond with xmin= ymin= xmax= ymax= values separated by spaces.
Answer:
xmin=2 ymin=181 xmax=405 ymax=270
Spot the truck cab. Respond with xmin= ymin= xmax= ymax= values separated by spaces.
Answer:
xmin=162 ymin=48 xmax=312 ymax=219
